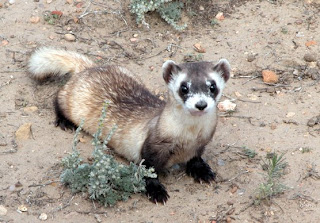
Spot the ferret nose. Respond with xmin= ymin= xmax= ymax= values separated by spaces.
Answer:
xmin=195 ymin=101 xmax=207 ymax=111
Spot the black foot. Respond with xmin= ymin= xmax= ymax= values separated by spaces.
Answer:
xmin=145 ymin=177 xmax=169 ymax=204
xmin=54 ymin=97 xmax=76 ymax=131
xmin=186 ymin=157 xmax=216 ymax=183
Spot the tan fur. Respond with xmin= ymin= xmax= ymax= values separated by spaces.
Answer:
xmin=28 ymin=47 xmax=95 ymax=80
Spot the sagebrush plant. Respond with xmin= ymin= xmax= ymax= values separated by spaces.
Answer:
xmin=60 ymin=103 xmax=156 ymax=206
xmin=255 ymin=152 xmax=287 ymax=204
xmin=130 ymin=0 xmax=187 ymax=30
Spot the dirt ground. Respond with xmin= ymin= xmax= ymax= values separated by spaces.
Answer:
xmin=1 ymin=0 xmax=320 ymax=222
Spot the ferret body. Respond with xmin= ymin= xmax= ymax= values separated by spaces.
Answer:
xmin=28 ymin=47 xmax=230 ymax=203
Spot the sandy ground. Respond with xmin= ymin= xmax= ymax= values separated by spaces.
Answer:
xmin=0 ymin=0 xmax=320 ymax=222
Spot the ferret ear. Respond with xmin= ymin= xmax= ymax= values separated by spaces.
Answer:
xmin=162 ymin=60 xmax=181 ymax=84
xmin=213 ymin=59 xmax=231 ymax=83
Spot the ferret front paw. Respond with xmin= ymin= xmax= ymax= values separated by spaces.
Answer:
xmin=145 ymin=177 xmax=169 ymax=204
xmin=186 ymin=156 xmax=216 ymax=183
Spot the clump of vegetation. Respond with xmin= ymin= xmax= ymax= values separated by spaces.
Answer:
xmin=255 ymin=152 xmax=287 ymax=204
xmin=130 ymin=0 xmax=187 ymax=30
xmin=183 ymin=53 xmax=204 ymax=62
xmin=243 ymin=147 xmax=257 ymax=159
xmin=43 ymin=11 xmax=62 ymax=25
xmin=60 ymin=104 xmax=156 ymax=206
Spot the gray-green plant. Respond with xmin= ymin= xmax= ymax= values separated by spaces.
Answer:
xmin=130 ymin=0 xmax=187 ymax=30
xmin=255 ymin=152 xmax=287 ymax=204
xmin=243 ymin=147 xmax=257 ymax=159
xmin=60 ymin=103 xmax=156 ymax=206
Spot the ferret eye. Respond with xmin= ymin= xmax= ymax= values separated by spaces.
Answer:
xmin=180 ymin=85 xmax=189 ymax=94
xmin=210 ymin=83 xmax=216 ymax=93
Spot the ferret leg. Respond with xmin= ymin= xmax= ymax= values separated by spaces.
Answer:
xmin=186 ymin=156 xmax=216 ymax=183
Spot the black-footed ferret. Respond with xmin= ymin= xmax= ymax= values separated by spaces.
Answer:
xmin=28 ymin=47 xmax=230 ymax=204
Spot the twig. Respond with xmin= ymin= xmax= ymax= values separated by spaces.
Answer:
xmin=242 ymin=75 xmax=259 ymax=85
xmin=235 ymin=200 xmax=254 ymax=215
xmin=28 ymin=180 xmax=60 ymax=188
xmin=228 ymin=170 xmax=249 ymax=182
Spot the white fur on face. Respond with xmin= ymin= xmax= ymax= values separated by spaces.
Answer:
xmin=168 ymin=72 xmax=187 ymax=105
xmin=208 ymin=72 xmax=226 ymax=102
xmin=185 ymin=93 xmax=215 ymax=116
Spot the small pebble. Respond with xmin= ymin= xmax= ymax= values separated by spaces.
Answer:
xmin=8 ymin=0 xmax=15 ymax=4
xmin=199 ymin=5 xmax=204 ymax=11
xmin=193 ymin=43 xmax=206 ymax=53
xmin=247 ymin=54 xmax=256 ymax=62
xmin=226 ymin=216 xmax=232 ymax=223
xmin=227 ymin=200 xmax=234 ymax=205
xmin=130 ymin=38 xmax=138 ymax=43
xmin=217 ymin=100 xmax=236 ymax=112
xmin=30 ymin=16 xmax=40 ymax=24
xmin=286 ymin=112 xmax=295 ymax=118
xmin=0 ymin=205 xmax=7 ymax=216
xmin=231 ymin=186 xmax=238 ymax=194
xmin=39 ymin=213 xmax=48 ymax=221
xmin=305 ymin=68 xmax=319 ymax=80
xmin=17 ymin=205 xmax=27 ymax=212
xmin=304 ymin=53 xmax=317 ymax=62
xmin=15 ymin=123 xmax=32 ymax=140
xmin=64 ymin=34 xmax=76 ymax=42
xmin=215 ymin=12 xmax=224 ymax=21
xmin=217 ymin=159 xmax=225 ymax=166
xmin=23 ymin=106 xmax=38 ymax=113
xmin=262 ymin=70 xmax=279 ymax=83
xmin=307 ymin=115 xmax=320 ymax=127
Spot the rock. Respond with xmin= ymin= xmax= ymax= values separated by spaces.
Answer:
xmin=199 ymin=5 xmax=204 ymax=11
xmin=130 ymin=38 xmax=138 ymax=43
xmin=217 ymin=100 xmax=236 ymax=112
xmin=304 ymin=53 xmax=317 ymax=62
xmin=247 ymin=93 xmax=258 ymax=101
xmin=234 ymin=91 xmax=242 ymax=97
xmin=247 ymin=54 xmax=256 ymax=62
xmin=0 ymin=205 xmax=7 ymax=216
xmin=17 ymin=205 xmax=27 ymax=212
xmin=15 ymin=123 xmax=32 ymax=140
xmin=262 ymin=70 xmax=279 ymax=83
xmin=23 ymin=106 xmax=38 ymax=113
xmin=0 ymin=3 xmax=4 ymax=7
xmin=39 ymin=213 xmax=48 ymax=221
xmin=305 ymin=68 xmax=319 ymax=80
xmin=64 ymin=34 xmax=76 ymax=42
xmin=215 ymin=12 xmax=224 ymax=21
xmin=193 ymin=43 xmax=206 ymax=53
xmin=1 ymin=40 xmax=9 ymax=46
xmin=226 ymin=217 xmax=232 ymax=223
xmin=307 ymin=115 xmax=320 ymax=127
xmin=286 ymin=112 xmax=295 ymax=118
xmin=8 ymin=0 xmax=15 ymax=4
xmin=30 ymin=16 xmax=40 ymax=24
xmin=227 ymin=200 xmax=234 ymax=205
xmin=305 ymin=40 xmax=317 ymax=47
xmin=231 ymin=186 xmax=238 ymax=194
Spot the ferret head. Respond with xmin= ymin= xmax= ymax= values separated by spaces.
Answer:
xmin=162 ymin=59 xmax=230 ymax=116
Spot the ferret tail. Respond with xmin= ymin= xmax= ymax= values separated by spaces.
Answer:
xmin=27 ymin=47 xmax=95 ymax=80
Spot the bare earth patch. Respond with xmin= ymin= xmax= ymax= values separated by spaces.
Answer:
xmin=0 ymin=0 xmax=320 ymax=222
